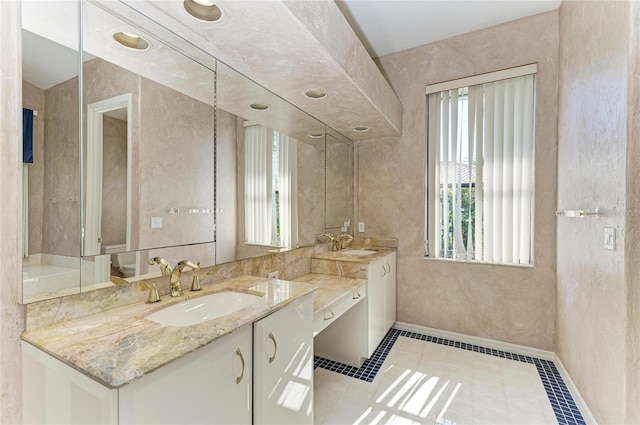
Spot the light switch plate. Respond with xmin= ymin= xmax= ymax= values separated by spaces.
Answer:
xmin=604 ymin=227 xmax=615 ymax=251
xmin=151 ymin=217 xmax=162 ymax=229
xmin=358 ymin=222 xmax=365 ymax=233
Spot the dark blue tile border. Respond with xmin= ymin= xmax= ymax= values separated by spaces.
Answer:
xmin=314 ymin=328 xmax=586 ymax=425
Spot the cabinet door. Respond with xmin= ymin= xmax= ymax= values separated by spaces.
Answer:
xmin=367 ymin=258 xmax=386 ymax=356
xmin=119 ymin=324 xmax=252 ymax=425
xmin=22 ymin=341 xmax=118 ymax=425
xmin=384 ymin=252 xmax=397 ymax=333
xmin=254 ymin=294 xmax=313 ymax=425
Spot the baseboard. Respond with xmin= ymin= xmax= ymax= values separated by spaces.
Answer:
xmin=554 ymin=354 xmax=598 ymax=425
xmin=394 ymin=321 xmax=555 ymax=360
xmin=394 ymin=321 xmax=598 ymax=424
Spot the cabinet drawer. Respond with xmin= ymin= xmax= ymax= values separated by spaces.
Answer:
xmin=313 ymin=285 xmax=366 ymax=336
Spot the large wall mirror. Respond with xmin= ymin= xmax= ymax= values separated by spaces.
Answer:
xmin=21 ymin=1 xmax=81 ymax=303
xmin=21 ymin=0 xmax=354 ymax=303
xmin=80 ymin=1 xmax=217 ymax=290
xmin=20 ymin=0 xmax=219 ymax=303
xmin=325 ymin=128 xmax=354 ymax=231
xmin=215 ymin=62 xmax=354 ymax=263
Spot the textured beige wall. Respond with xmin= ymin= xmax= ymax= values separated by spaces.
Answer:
xmin=625 ymin=2 xmax=640 ymax=424
xmin=22 ymin=81 xmax=44 ymax=255
xmin=0 ymin=1 xmax=26 ymax=422
xmin=363 ymin=12 xmax=559 ymax=350
xmin=297 ymin=140 xmax=325 ymax=246
xmin=42 ymin=76 xmax=79 ymax=257
xmin=325 ymin=137 xmax=351 ymax=230
xmin=83 ymin=58 xmax=216 ymax=252
xmin=83 ymin=58 xmax=140 ymax=253
xmin=557 ymin=1 xmax=630 ymax=422
xmin=137 ymin=76 xmax=215 ymax=250
xmin=626 ymin=4 xmax=640 ymax=424
xmin=215 ymin=108 xmax=239 ymax=264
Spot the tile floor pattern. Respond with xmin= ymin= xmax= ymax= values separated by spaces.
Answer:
xmin=314 ymin=329 xmax=586 ymax=425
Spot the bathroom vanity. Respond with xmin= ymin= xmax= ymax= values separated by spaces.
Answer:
xmin=309 ymin=249 xmax=397 ymax=367
xmin=21 ymin=243 xmax=398 ymax=424
xmin=22 ymin=276 xmax=315 ymax=425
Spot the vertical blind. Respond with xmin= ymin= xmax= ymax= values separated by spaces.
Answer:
xmin=245 ymin=125 xmax=273 ymax=245
xmin=244 ymin=125 xmax=298 ymax=247
xmin=426 ymin=71 xmax=535 ymax=265
xmin=278 ymin=133 xmax=298 ymax=248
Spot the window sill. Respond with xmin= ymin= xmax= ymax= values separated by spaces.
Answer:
xmin=422 ymin=256 xmax=534 ymax=269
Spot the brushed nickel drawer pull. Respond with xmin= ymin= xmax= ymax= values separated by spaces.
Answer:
xmin=324 ymin=311 xmax=335 ymax=321
xmin=352 ymin=292 xmax=361 ymax=299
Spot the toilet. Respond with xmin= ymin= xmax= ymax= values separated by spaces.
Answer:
xmin=113 ymin=251 xmax=137 ymax=277
xmin=102 ymin=244 xmax=137 ymax=278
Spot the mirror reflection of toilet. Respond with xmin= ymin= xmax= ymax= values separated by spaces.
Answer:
xmin=102 ymin=244 xmax=136 ymax=277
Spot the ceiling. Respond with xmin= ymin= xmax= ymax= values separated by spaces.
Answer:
xmin=336 ymin=0 xmax=562 ymax=58
xmin=22 ymin=1 xmax=563 ymax=141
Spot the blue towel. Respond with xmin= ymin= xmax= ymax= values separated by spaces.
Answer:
xmin=23 ymin=108 xmax=33 ymax=163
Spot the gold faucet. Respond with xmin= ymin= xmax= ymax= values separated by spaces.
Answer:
xmin=169 ymin=260 xmax=200 ymax=297
xmin=334 ymin=234 xmax=353 ymax=251
xmin=148 ymin=257 xmax=173 ymax=276
xmin=320 ymin=233 xmax=353 ymax=251
xmin=139 ymin=281 xmax=161 ymax=303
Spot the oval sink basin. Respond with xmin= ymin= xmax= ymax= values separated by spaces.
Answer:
xmin=146 ymin=291 xmax=263 ymax=327
xmin=341 ymin=249 xmax=377 ymax=256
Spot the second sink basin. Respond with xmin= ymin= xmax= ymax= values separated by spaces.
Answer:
xmin=341 ymin=249 xmax=377 ymax=256
xmin=146 ymin=291 xmax=263 ymax=327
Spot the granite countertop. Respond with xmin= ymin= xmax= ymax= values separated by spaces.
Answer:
xmin=294 ymin=273 xmax=366 ymax=317
xmin=21 ymin=275 xmax=315 ymax=389
xmin=312 ymin=247 xmax=395 ymax=263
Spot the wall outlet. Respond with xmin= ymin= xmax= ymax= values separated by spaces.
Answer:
xmin=268 ymin=271 xmax=279 ymax=279
xmin=151 ymin=217 xmax=162 ymax=229
xmin=358 ymin=222 xmax=365 ymax=233
xmin=604 ymin=227 xmax=616 ymax=251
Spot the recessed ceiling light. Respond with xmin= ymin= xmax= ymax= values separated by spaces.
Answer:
xmin=184 ymin=0 xmax=222 ymax=22
xmin=308 ymin=133 xmax=325 ymax=139
xmin=112 ymin=32 xmax=150 ymax=51
xmin=353 ymin=126 xmax=370 ymax=132
xmin=304 ymin=89 xmax=326 ymax=99
xmin=249 ymin=103 xmax=271 ymax=111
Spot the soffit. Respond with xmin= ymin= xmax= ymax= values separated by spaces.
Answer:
xmin=116 ymin=0 xmax=403 ymax=141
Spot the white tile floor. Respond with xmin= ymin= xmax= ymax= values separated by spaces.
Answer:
xmin=314 ymin=336 xmax=558 ymax=425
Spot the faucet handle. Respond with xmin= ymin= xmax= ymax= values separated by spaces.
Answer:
xmin=175 ymin=260 xmax=200 ymax=271
xmin=138 ymin=281 xmax=161 ymax=304
xmin=316 ymin=233 xmax=336 ymax=243
xmin=110 ymin=276 xmax=128 ymax=286
xmin=191 ymin=274 xmax=202 ymax=292
xmin=148 ymin=257 xmax=172 ymax=276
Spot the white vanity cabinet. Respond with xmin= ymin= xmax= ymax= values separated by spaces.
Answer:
xmin=119 ymin=323 xmax=252 ymax=425
xmin=22 ymin=341 xmax=118 ymax=424
xmin=254 ymin=293 xmax=314 ymax=425
xmin=366 ymin=251 xmax=397 ymax=357
xmin=383 ymin=252 xmax=397 ymax=334
xmin=22 ymin=324 xmax=253 ymax=425
xmin=313 ymin=250 xmax=396 ymax=367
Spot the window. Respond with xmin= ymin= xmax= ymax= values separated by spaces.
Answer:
xmin=244 ymin=125 xmax=298 ymax=247
xmin=425 ymin=65 xmax=536 ymax=265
